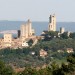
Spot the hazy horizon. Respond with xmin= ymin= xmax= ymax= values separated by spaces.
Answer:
xmin=0 ymin=20 xmax=75 ymax=23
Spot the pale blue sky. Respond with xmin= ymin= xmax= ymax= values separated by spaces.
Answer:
xmin=0 ymin=0 xmax=75 ymax=22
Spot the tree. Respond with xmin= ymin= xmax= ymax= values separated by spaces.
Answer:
xmin=60 ymin=32 xmax=69 ymax=39
xmin=19 ymin=67 xmax=38 ymax=75
xmin=28 ymin=39 xmax=33 ymax=46
xmin=48 ymin=31 xmax=58 ymax=38
xmin=43 ymin=31 xmax=58 ymax=41
xmin=67 ymin=54 xmax=75 ymax=72
xmin=0 ymin=61 xmax=15 ymax=75
xmin=70 ymin=32 xmax=75 ymax=39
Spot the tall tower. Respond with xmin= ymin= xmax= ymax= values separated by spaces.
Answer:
xmin=20 ymin=19 xmax=35 ymax=42
xmin=25 ymin=24 xmax=28 ymax=38
xmin=48 ymin=14 xmax=56 ymax=31
xmin=27 ymin=19 xmax=32 ymax=36
xmin=60 ymin=27 xmax=65 ymax=34
xmin=17 ymin=30 xmax=20 ymax=38
xmin=20 ymin=24 xmax=26 ymax=41
xmin=20 ymin=24 xmax=25 ymax=37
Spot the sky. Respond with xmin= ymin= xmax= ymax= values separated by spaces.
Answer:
xmin=0 ymin=0 xmax=75 ymax=22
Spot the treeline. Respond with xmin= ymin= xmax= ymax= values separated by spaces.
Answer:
xmin=42 ymin=31 xmax=75 ymax=40
xmin=37 ymin=38 xmax=75 ymax=51
xmin=0 ymin=54 xmax=75 ymax=75
xmin=40 ymin=31 xmax=75 ymax=51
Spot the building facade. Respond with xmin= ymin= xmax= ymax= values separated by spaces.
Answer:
xmin=48 ymin=14 xmax=56 ymax=31
xmin=4 ymin=33 xmax=12 ymax=47
xmin=40 ymin=49 xmax=47 ymax=57
xmin=20 ymin=19 xmax=35 ymax=42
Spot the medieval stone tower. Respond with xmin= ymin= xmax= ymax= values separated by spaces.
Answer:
xmin=48 ymin=14 xmax=56 ymax=31
xmin=20 ymin=19 xmax=35 ymax=42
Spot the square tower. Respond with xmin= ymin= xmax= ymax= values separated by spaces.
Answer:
xmin=48 ymin=14 xmax=56 ymax=31
xmin=4 ymin=33 xmax=12 ymax=47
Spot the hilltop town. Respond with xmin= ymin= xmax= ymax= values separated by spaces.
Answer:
xmin=0 ymin=14 xmax=71 ymax=49
xmin=0 ymin=14 xmax=75 ymax=74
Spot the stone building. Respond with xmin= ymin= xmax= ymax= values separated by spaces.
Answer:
xmin=48 ymin=14 xmax=56 ymax=31
xmin=60 ymin=27 xmax=65 ymax=34
xmin=17 ymin=30 xmax=20 ymax=38
xmin=20 ymin=19 xmax=35 ymax=42
xmin=40 ymin=49 xmax=47 ymax=57
xmin=4 ymin=33 xmax=12 ymax=47
xmin=66 ymin=48 xmax=74 ymax=53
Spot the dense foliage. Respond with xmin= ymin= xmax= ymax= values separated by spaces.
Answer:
xmin=0 ymin=61 xmax=15 ymax=75
xmin=0 ymin=54 xmax=75 ymax=75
